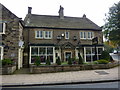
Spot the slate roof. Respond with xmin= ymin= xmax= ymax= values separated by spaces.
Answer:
xmin=24 ymin=14 xmax=101 ymax=30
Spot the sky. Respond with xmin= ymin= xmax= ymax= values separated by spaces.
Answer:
xmin=0 ymin=0 xmax=119 ymax=26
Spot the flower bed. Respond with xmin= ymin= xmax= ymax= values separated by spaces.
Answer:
xmin=30 ymin=61 xmax=120 ymax=74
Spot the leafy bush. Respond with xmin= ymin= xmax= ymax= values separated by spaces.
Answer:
xmin=96 ymin=59 xmax=109 ymax=64
xmin=78 ymin=54 xmax=83 ymax=64
xmin=46 ymin=57 xmax=51 ymax=65
xmin=68 ymin=57 xmax=72 ymax=65
xmin=1 ymin=59 xmax=13 ymax=66
xmin=100 ymin=50 xmax=110 ymax=61
xmin=34 ymin=56 xmax=41 ymax=66
xmin=56 ymin=56 xmax=61 ymax=65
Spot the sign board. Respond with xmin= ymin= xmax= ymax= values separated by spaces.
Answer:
xmin=19 ymin=40 xmax=24 ymax=47
xmin=92 ymin=37 xmax=98 ymax=45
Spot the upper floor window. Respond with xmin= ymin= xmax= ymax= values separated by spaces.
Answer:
xmin=80 ymin=31 xmax=94 ymax=39
xmin=65 ymin=32 xmax=69 ymax=39
xmin=35 ymin=31 xmax=52 ymax=39
xmin=44 ymin=31 xmax=52 ymax=39
xmin=0 ymin=23 xmax=6 ymax=34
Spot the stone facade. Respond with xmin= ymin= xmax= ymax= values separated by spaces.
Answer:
xmin=0 ymin=4 xmax=24 ymax=69
xmin=23 ymin=6 xmax=104 ymax=66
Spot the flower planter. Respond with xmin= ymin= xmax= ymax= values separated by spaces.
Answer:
xmin=0 ymin=65 xmax=16 ymax=75
xmin=30 ymin=61 xmax=120 ymax=74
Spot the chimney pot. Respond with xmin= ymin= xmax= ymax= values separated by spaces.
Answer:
xmin=83 ymin=14 xmax=86 ymax=18
xmin=28 ymin=7 xmax=32 ymax=14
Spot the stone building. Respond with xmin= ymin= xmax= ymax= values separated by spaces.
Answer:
xmin=0 ymin=3 xmax=24 ymax=69
xmin=23 ymin=6 xmax=104 ymax=67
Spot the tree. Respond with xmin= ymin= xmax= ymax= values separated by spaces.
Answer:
xmin=78 ymin=53 xmax=83 ymax=64
xmin=68 ymin=56 xmax=72 ymax=65
xmin=103 ymin=1 xmax=120 ymax=47
xmin=46 ymin=56 xmax=51 ymax=65
xmin=34 ymin=56 xmax=41 ymax=66
xmin=56 ymin=56 xmax=61 ymax=65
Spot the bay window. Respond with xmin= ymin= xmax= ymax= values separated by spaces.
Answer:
xmin=30 ymin=46 xmax=54 ymax=64
xmin=85 ymin=47 xmax=103 ymax=62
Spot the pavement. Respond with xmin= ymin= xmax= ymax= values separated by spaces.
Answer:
xmin=1 ymin=66 xmax=120 ymax=87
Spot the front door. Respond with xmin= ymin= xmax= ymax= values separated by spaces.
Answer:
xmin=65 ymin=52 xmax=72 ymax=61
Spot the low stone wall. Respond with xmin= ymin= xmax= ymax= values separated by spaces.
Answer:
xmin=30 ymin=61 xmax=120 ymax=74
xmin=0 ymin=65 xmax=16 ymax=75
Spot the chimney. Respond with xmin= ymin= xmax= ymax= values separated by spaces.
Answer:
xmin=83 ymin=14 xmax=86 ymax=18
xmin=58 ymin=5 xmax=64 ymax=19
xmin=28 ymin=7 xmax=32 ymax=14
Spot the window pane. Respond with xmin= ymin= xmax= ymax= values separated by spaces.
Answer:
xmin=84 ymin=32 xmax=86 ymax=38
xmin=92 ymin=48 xmax=95 ymax=54
xmin=40 ymin=56 xmax=46 ymax=63
xmin=86 ymin=48 xmax=91 ymax=54
xmin=39 ymin=31 xmax=43 ymax=38
xmin=88 ymin=32 xmax=91 ymax=38
xmin=47 ymin=56 xmax=53 ymax=62
xmin=31 ymin=56 xmax=35 ymax=63
xmin=0 ymin=23 xmax=3 ymax=33
xmin=65 ymin=32 xmax=69 ymax=39
xmin=47 ymin=47 xmax=53 ymax=54
xmin=80 ymin=32 xmax=83 ymax=38
xmin=86 ymin=55 xmax=91 ymax=62
xmin=49 ymin=31 xmax=51 ymax=38
xmin=31 ymin=47 xmax=38 ymax=55
xmin=39 ymin=47 xmax=46 ymax=54
xmin=98 ymin=48 xmax=103 ymax=54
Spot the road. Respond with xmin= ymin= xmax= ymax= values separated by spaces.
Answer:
xmin=2 ymin=81 xmax=120 ymax=90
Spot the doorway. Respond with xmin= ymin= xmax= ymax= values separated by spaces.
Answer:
xmin=65 ymin=52 xmax=72 ymax=61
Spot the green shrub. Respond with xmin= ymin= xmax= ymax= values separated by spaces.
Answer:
xmin=96 ymin=59 xmax=109 ymax=64
xmin=68 ymin=57 xmax=72 ymax=65
xmin=78 ymin=54 xmax=83 ymax=64
xmin=100 ymin=50 xmax=110 ymax=61
xmin=46 ymin=56 xmax=51 ymax=65
xmin=56 ymin=56 xmax=61 ymax=65
xmin=2 ymin=59 xmax=13 ymax=66
xmin=34 ymin=56 xmax=41 ymax=66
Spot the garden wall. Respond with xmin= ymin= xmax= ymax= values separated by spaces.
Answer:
xmin=0 ymin=65 xmax=16 ymax=75
xmin=30 ymin=61 xmax=120 ymax=74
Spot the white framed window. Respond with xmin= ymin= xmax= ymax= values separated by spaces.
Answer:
xmin=0 ymin=46 xmax=3 ymax=60
xmin=80 ymin=31 xmax=94 ymax=39
xmin=84 ymin=47 xmax=103 ymax=62
xmin=35 ymin=31 xmax=44 ymax=39
xmin=44 ymin=31 xmax=52 ymax=39
xmin=65 ymin=32 xmax=69 ymax=39
xmin=30 ymin=46 xmax=54 ymax=64
xmin=35 ymin=31 xmax=52 ymax=39
xmin=0 ymin=23 xmax=6 ymax=34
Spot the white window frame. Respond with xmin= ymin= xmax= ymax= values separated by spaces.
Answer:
xmin=35 ymin=31 xmax=52 ymax=39
xmin=0 ymin=46 xmax=3 ymax=60
xmin=44 ymin=31 xmax=52 ymax=39
xmin=65 ymin=32 xmax=69 ymax=39
xmin=30 ymin=46 xmax=54 ymax=64
xmin=0 ymin=23 xmax=6 ymax=34
xmin=84 ymin=47 xmax=104 ymax=62
xmin=35 ymin=31 xmax=44 ymax=39
xmin=80 ymin=31 xmax=94 ymax=39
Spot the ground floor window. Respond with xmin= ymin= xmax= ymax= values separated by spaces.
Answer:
xmin=0 ymin=46 xmax=3 ymax=60
xmin=30 ymin=46 xmax=54 ymax=64
xmin=85 ymin=47 xmax=103 ymax=62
